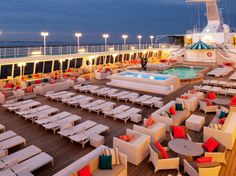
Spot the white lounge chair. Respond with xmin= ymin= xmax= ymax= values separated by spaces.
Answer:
xmin=23 ymin=107 xmax=59 ymax=121
xmin=0 ymin=145 xmax=42 ymax=168
xmin=90 ymin=87 xmax=110 ymax=95
xmin=83 ymin=85 xmax=99 ymax=93
xmin=46 ymin=91 xmax=69 ymax=99
xmin=88 ymin=102 xmax=116 ymax=115
xmin=61 ymin=95 xmax=85 ymax=104
xmin=10 ymin=152 xmax=53 ymax=173
xmin=68 ymin=97 xmax=94 ymax=108
xmin=51 ymin=92 xmax=76 ymax=102
xmin=0 ymin=136 xmax=26 ymax=150
xmin=16 ymin=105 xmax=50 ymax=116
xmin=131 ymin=95 xmax=152 ymax=104
xmin=0 ymin=131 xmax=17 ymax=142
xmin=109 ymin=91 xmax=130 ymax=99
xmin=102 ymin=105 xmax=130 ymax=117
xmin=58 ymin=120 xmax=97 ymax=138
xmin=98 ymin=88 xmax=118 ymax=97
xmin=2 ymin=99 xmax=34 ymax=108
xmin=8 ymin=101 xmax=41 ymax=112
xmin=141 ymin=97 xmax=163 ymax=108
xmin=113 ymin=108 xmax=142 ymax=124
xmin=74 ymin=85 xmax=93 ymax=92
xmin=34 ymin=111 xmax=72 ymax=126
xmin=43 ymin=115 xmax=81 ymax=134
xmin=80 ymin=100 xmax=106 ymax=110
xmin=118 ymin=93 xmax=139 ymax=102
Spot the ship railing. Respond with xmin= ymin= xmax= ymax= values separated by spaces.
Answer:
xmin=0 ymin=43 xmax=166 ymax=59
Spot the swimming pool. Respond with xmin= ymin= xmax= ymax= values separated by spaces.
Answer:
xmin=119 ymin=71 xmax=168 ymax=80
xmin=160 ymin=67 xmax=204 ymax=80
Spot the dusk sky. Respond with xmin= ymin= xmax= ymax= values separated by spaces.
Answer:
xmin=0 ymin=0 xmax=235 ymax=44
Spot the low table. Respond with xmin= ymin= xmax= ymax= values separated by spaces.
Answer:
xmin=168 ymin=139 xmax=204 ymax=164
xmin=90 ymin=134 xmax=105 ymax=148
xmin=211 ymin=98 xmax=230 ymax=106
xmin=186 ymin=114 xmax=205 ymax=132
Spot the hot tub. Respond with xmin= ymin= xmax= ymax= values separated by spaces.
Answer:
xmin=107 ymin=71 xmax=180 ymax=95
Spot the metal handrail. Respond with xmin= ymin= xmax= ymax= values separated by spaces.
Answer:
xmin=0 ymin=43 xmax=164 ymax=59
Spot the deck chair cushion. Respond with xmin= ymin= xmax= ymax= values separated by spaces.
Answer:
xmin=173 ymin=126 xmax=186 ymax=139
xmin=78 ymin=165 xmax=92 ymax=176
xmin=202 ymin=137 xmax=219 ymax=152
xmin=155 ymin=142 xmax=169 ymax=159
xmin=196 ymin=157 xmax=212 ymax=163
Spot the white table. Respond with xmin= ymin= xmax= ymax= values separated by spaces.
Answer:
xmin=186 ymin=114 xmax=205 ymax=132
xmin=89 ymin=134 xmax=104 ymax=148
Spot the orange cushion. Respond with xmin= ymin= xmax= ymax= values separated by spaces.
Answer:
xmin=78 ymin=165 xmax=92 ymax=176
xmin=155 ymin=142 xmax=169 ymax=159
xmin=119 ymin=135 xmax=133 ymax=142
xmin=145 ymin=117 xmax=155 ymax=127
xmin=173 ymin=126 xmax=186 ymax=139
xmin=202 ymin=137 xmax=219 ymax=152
xmin=196 ymin=157 xmax=212 ymax=163
xmin=169 ymin=106 xmax=176 ymax=115
xmin=207 ymin=92 xmax=216 ymax=100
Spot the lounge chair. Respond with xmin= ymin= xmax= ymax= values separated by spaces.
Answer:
xmin=90 ymin=87 xmax=110 ymax=95
xmin=68 ymin=97 xmax=94 ymax=108
xmin=117 ymin=92 xmax=139 ymax=102
xmin=0 ymin=131 xmax=17 ymax=142
xmin=0 ymin=136 xmax=26 ymax=150
xmin=46 ymin=91 xmax=68 ymax=99
xmin=23 ymin=107 xmax=59 ymax=121
xmin=98 ymin=88 xmax=118 ymax=97
xmin=113 ymin=107 xmax=142 ymax=124
xmin=8 ymin=101 xmax=41 ymax=112
xmin=51 ymin=92 xmax=76 ymax=102
xmin=80 ymin=100 xmax=106 ymax=110
xmin=74 ymin=85 xmax=93 ymax=92
xmin=141 ymin=97 xmax=163 ymax=108
xmin=10 ymin=152 xmax=53 ymax=173
xmin=16 ymin=105 xmax=50 ymax=116
xmin=34 ymin=111 xmax=72 ymax=126
xmin=43 ymin=115 xmax=81 ymax=134
xmin=131 ymin=95 xmax=152 ymax=104
xmin=0 ymin=145 xmax=42 ymax=168
xmin=102 ymin=105 xmax=130 ymax=117
xmin=83 ymin=85 xmax=99 ymax=93
xmin=109 ymin=91 xmax=130 ymax=99
xmin=58 ymin=120 xmax=97 ymax=138
xmin=61 ymin=95 xmax=85 ymax=104
xmin=2 ymin=99 xmax=34 ymax=108
xmin=88 ymin=102 xmax=116 ymax=115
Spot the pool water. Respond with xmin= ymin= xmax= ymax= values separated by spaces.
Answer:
xmin=160 ymin=67 xmax=204 ymax=79
xmin=119 ymin=71 xmax=168 ymax=80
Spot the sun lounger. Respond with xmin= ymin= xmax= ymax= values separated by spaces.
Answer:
xmin=0 ymin=131 xmax=17 ymax=142
xmin=211 ymin=87 xmax=222 ymax=94
xmin=98 ymin=88 xmax=118 ymax=97
xmin=51 ymin=92 xmax=76 ymax=102
xmin=80 ymin=100 xmax=106 ymax=110
xmin=68 ymin=97 xmax=94 ymax=108
xmin=108 ymin=91 xmax=130 ymax=99
xmin=208 ymin=80 xmax=218 ymax=86
xmin=58 ymin=120 xmax=97 ymax=138
xmin=8 ymin=101 xmax=41 ymax=112
xmin=43 ymin=115 xmax=81 ymax=134
xmin=16 ymin=105 xmax=50 ymax=116
xmin=118 ymin=93 xmax=139 ymax=102
xmin=61 ymin=95 xmax=85 ymax=104
xmin=69 ymin=124 xmax=109 ymax=148
xmin=2 ymin=99 xmax=34 ymax=108
xmin=113 ymin=107 xmax=142 ymax=124
xmin=0 ymin=145 xmax=42 ymax=168
xmin=102 ymin=105 xmax=130 ymax=117
xmin=74 ymin=85 xmax=93 ymax=92
xmin=46 ymin=91 xmax=68 ymax=99
xmin=34 ymin=111 xmax=72 ymax=126
xmin=82 ymin=85 xmax=99 ymax=93
xmin=202 ymin=80 xmax=210 ymax=85
xmin=23 ymin=107 xmax=59 ymax=121
xmin=131 ymin=95 xmax=152 ymax=104
xmin=141 ymin=97 xmax=163 ymax=108
xmin=88 ymin=102 xmax=116 ymax=115
xmin=0 ymin=136 xmax=26 ymax=150
xmin=90 ymin=87 xmax=110 ymax=95
xmin=10 ymin=152 xmax=53 ymax=173
xmin=200 ymin=85 xmax=212 ymax=92
xmin=226 ymin=88 xmax=236 ymax=96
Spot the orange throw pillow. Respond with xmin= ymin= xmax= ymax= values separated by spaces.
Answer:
xmin=145 ymin=117 xmax=155 ymax=127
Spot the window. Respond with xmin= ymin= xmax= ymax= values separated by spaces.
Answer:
xmin=54 ymin=60 xmax=60 ymax=71
xmin=24 ymin=63 xmax=34 ymax=75
xmin=0 ymin=65 xmax=13 ymax=79
xmin=76 ymin=58 xmax=83 ymax=68
xmin=44 ymin=61 xmax=52 ymax=73
xmin=36 ymin=62 xmax=43 ymax=73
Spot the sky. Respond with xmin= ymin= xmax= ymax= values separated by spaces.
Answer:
xmin=0 ymin=0 xmax=235 ymax=44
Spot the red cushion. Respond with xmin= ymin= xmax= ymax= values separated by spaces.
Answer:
xmin=78 ymin=165 xmax=92 ymax=176
xmin=145 ymin=117 xmax=155 ymax=127
xmin=119 ymin=135 xmax=133 ymax=142
xmin=35 ymin=80 xmax=42 ymax=84
xmin=155 ymin=142 xmax=169 ymax=159
xmin=196 ymin=157 xmax=212 ymax=163
xmin=231 ymin=96 xmax=236 ymax=103
xmin=207 ymin=92 xmax=216 ymax=100
xmin=169 ymin=106 xmax=176 ymax=115
xmin=202 ymin=137 xmax=219 ymax=152
xmin=204 ymin=98 xmax=212 ymax=106
xmin=126 ymin=134 xmax=134 ymax=141
xmin=173 ymin=126 xmax=186 ymax=139
xmin=181 ymin=95 xmax=189 ymax=99
xmin=218 ymin=118 xmax=226 ymax=125
xmin=6 ymin=83 xmax=14 ymax=89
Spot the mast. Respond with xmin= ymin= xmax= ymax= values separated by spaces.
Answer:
xmin=186 ymin=0 xmax=223 ymax=33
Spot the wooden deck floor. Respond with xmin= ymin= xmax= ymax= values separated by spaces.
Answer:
xmin=0 ymin=77 xmax=235 ymax=176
